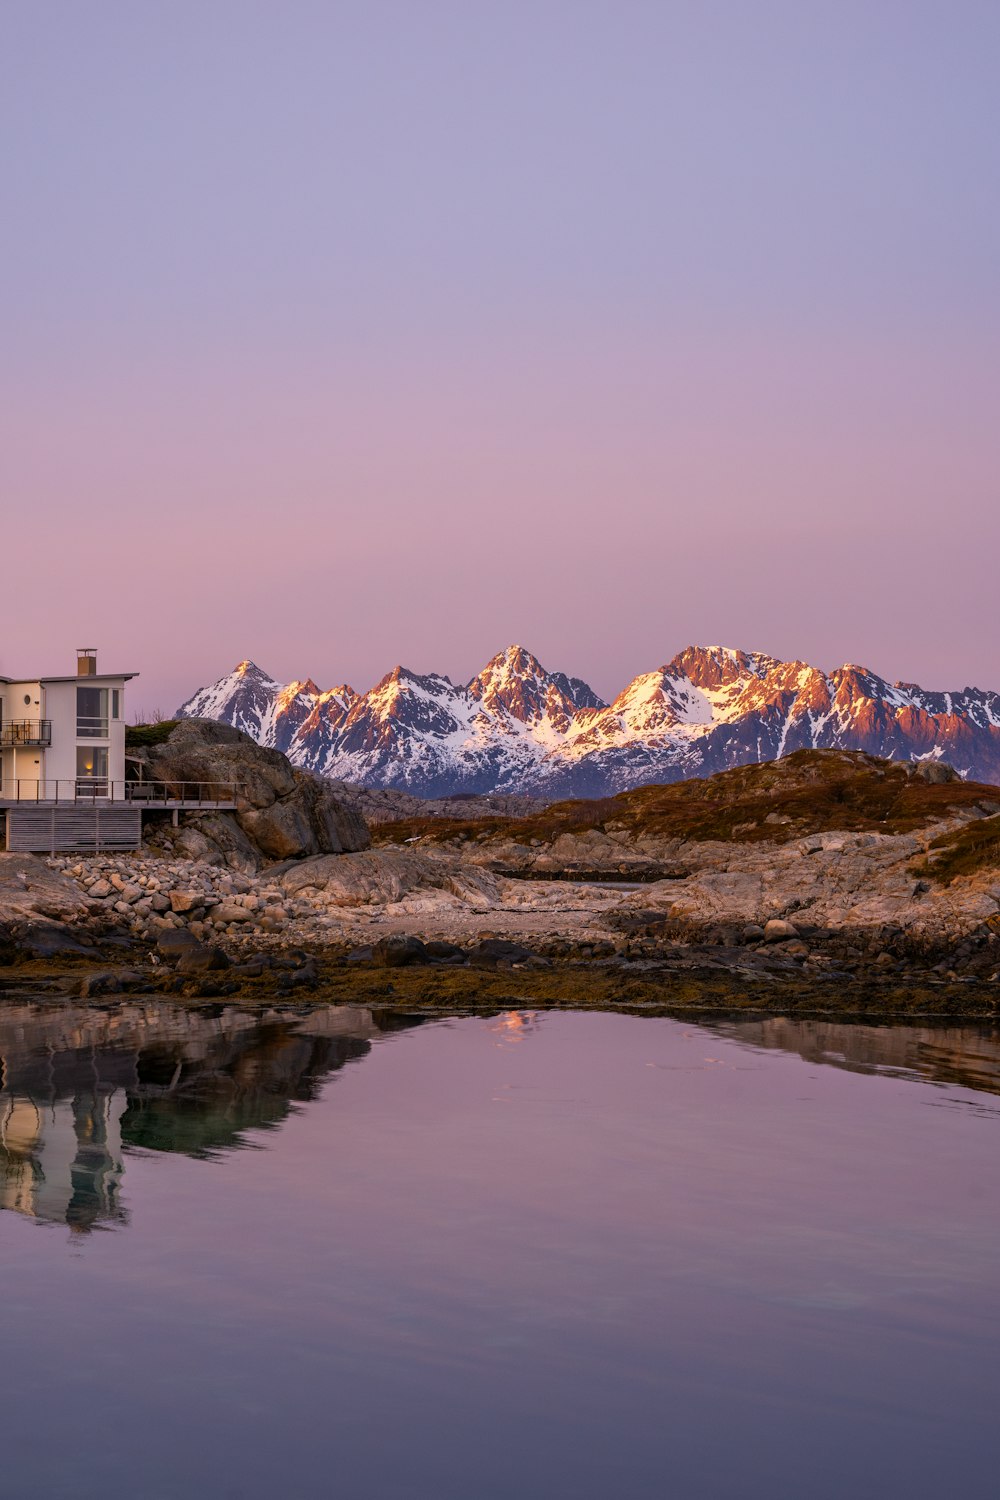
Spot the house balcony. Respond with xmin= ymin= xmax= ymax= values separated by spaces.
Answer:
xmin=1 ymin=720 xmax=53 ymax=748
xmin=0 ymin=779 xmax=242 ymax=810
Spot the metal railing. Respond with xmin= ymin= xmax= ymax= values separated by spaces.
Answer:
xmin=0 ymin=720 xmax=53 ymax=748
xmin=0 ymin=778 xmax=244 ymax=807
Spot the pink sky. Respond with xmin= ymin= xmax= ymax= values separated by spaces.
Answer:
xmin=2 ymin=4 xmax=997 ymax=716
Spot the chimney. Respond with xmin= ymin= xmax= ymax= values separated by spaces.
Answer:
xmin=77 ymin=648 xmax=98 ymax=677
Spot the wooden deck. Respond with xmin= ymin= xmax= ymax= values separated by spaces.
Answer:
xmin=0 ymin=781 xmax=241 ymax=848
xmin=0 ymin=781 xmax=240 ymax=811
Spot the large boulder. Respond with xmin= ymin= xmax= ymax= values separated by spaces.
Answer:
xmin=239 ymin=796 xmax=317 ymax=861
xmin=170 ymin=813 xmax=261 ymax=871
xmin=131 ymin=719 xmax=370 ymax=865
xmin=0 ymin=853 xmax=89 ymax=923
xmin=139 ymin=719 xmax=296 ymax=803
xmin=274 ymin=848 xmax=503 ymax=909
xmin=0 ymin=853 xmax=94 ymax=963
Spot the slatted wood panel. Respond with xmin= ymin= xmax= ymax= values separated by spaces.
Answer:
xmin=4 ymin=806 xmax=142 ymax=853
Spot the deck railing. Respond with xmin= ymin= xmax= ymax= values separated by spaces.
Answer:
xmin=0 ymin=779 xmax=243 ymax=807
xmin=0 ymin=720 xmax=53 ymax=748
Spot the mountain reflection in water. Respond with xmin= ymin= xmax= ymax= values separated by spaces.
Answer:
xmin=0 ymin=1000 xmax=411 ymax=1234
xmin=4 ymin=999 xmax=1000 ymax=1237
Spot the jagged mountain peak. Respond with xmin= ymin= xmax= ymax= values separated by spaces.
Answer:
xmin=829 ymin=663 xmax=895 ymax=705
xmin=231 ymin=658 xmax=278 ymax=681
xmin=280 ymin=678 xmax=320 ymax=699
xmin=834 ymin=662 xmax=884 ymax=680
xmin=318 ymin=683 xmax=358 ymax=706
xmin=176 ymin=644 xmax=1000 ymax=794
xmin=665 ymin=644 xmax=778 ymax=689
xmin=474 ymin=642 xmax=544 ymax=673
xmin=468 ymin=644 xmax=604 ymax=728
xmin=468 ymin=644 xmax=552 ymax=699
xmin=373 ymin=664 xmax=457 ymax=695
xmin=177 ymin=660 xmax=277 ymax=711
xmin=357 ymin=667 xmax=467 ymax=743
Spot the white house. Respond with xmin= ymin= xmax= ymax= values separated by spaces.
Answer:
xmin=0 ymin=648 xmax=133 ymax=802
xmin=0 ymin=649 xmax=237 ymax=852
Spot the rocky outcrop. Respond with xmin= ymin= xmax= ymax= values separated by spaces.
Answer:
xmin=0 ymin=853 xmax=89 ymax=924
xmin=0 ymin=853 xmax=95 ymax=959
xmin=3 ymin=748 xmax=999 ymax=1000
xmin=129 ymin=718 xmax=370 ymax=867
xmin=274 ymin=848 xmax=504 ymax=912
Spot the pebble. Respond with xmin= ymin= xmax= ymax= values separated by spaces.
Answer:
xmin=40 ymin=845 xmax=1000 ymax=986
xmin=42 ymin=849 xmax=331 ymax=959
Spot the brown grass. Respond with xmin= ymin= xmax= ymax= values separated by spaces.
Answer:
xmin=912 ymin=815 xmax=1000 ymax=885
xmin=374 ymin=750 xmax=1000 ymax=849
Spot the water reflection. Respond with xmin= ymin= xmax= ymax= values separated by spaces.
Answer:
xmin=3 ymin=1002 xmax=1000 ymax=1498
xmin=1 ymin=1089 xmax=127 ymax=1234
xmin=487 ymin=1009 xmax=541 ymax=1046
xmin=707 ymin=1016 xmax=1000 ymax=1099
xmin=0 ymin=1000 xmax=410 ymax=1234
xmin=5 ymin=999 xmax=1000 ymax=1237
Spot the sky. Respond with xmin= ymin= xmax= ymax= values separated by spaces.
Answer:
xmin=1 ymin=1 xmax=997 ymax=715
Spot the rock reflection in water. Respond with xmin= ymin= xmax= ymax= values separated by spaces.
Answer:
xmin=709 ymin=1016 xmax=1000 ymax=1099
xmin=0 ymin=1000 xmax=401 ymax=1234
xmin=6 ymin=999 xmax=1000 ymax=1239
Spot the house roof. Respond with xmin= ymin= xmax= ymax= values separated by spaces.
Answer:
xmin=42 ymin=673 xmax=138 ymax=683
xmin=0 ymin=672 xmax=139 ymax=684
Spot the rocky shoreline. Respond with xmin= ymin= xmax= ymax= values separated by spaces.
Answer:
xmin=1 ymin=733 xmax=998 ymax=1018
xmin=0 ymin=838 xmax=997 ymax=1017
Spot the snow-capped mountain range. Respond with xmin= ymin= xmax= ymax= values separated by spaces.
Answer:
xmin=176 ymin=644 xmax=1000 ymax=796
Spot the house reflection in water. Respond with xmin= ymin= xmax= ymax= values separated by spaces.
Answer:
xmin=1 ymin=1091 xmax=127 ymax=1234
xmin=0 ymin=1000 xmax=395 ymax=1236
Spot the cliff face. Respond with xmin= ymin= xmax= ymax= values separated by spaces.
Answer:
xmin=129 ymin=719 xmax=370 ymax=868
xmin=178 ymin=645 xmax=1000 ymax=796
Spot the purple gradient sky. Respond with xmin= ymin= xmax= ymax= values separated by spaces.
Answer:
xmin=2 ymin=2 xmax=998 ymax=715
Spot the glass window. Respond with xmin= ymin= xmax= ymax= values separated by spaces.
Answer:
xmin=77 ymin=686 xmax=108 ymax=738
xmin=111 ymin=689 xmax=120 ymax=720
xmin=76 ymin=746 xmax=108 ymax=793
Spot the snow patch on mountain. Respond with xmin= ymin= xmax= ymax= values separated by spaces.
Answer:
xmin=176 ymin=645 xmax=1000 ymax=795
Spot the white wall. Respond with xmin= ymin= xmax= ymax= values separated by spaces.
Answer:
xmin=1 ymin=675 xmax=129 ymax=796
xmin=43 ymin=677 xmax=129 ymax=792
xmin=0 ymin=680 xmax=44 ymax=796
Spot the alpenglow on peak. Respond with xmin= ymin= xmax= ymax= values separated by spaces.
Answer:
xmin=176 ymin=644 xmax=1000 ymax=796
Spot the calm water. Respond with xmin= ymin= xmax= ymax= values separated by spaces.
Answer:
xmin=2 ymin=1000 xmax=999 ymax=1499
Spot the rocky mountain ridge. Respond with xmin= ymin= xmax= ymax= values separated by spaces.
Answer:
xmin=177 ymin=643 xmax=1000 ymax=795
